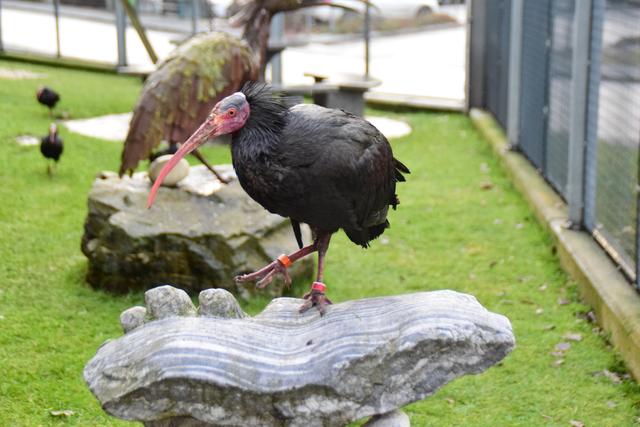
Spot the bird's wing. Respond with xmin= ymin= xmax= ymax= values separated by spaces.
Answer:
xmin=119 ymin=32 xmax=258 ymax=176
xmin=274 ymin=105 xmax=397 ymax=229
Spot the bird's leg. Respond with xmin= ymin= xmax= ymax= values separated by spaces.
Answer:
xmin=299 ymin=233 xmax=333 ymax=315
xmin=235 ymin=241 xmax=319 ymax=288
xmin=47 ymin=162 xmax=53 ymax=176
xmin=191 ymin=148 xmax=230 ymax=184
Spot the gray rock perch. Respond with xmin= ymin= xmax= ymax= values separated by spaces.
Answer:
xmin=80 ymin=166 xmax=312 ymax=296
xmin=84 ymin=285 xmax=515 ymax=427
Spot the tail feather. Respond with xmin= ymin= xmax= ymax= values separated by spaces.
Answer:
xmin=345 ymin=220 xmax=390 ymax=248
xmin=394 ymin=158 xmax=410 ymax=173
xmin=367 ymin=220 xmax=390 ymax=242
xmin=393 ymin=158 xmax=410 ymax=183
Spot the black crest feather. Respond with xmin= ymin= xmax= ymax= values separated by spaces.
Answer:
xmin=241 ymin=82 xmax=297 ymax=109
xmin=240 ymin=82 xmax=296 ymax=134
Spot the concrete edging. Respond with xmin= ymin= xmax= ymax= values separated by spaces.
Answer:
xmin=469 ymin=108 xmax=640 ymax=380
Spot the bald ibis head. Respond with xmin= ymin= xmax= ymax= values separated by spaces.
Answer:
xmin=48 ymin=122 xmax=58 ymax=136
xmin=147 ymin=92 xmax=251 ymax=208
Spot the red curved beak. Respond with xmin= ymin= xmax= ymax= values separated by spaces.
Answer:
xmin=147 ymin=117 xmax=219 ymax=208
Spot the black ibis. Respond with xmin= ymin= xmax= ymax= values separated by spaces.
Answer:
xmin=118 ymin=0 xmax=371 ymax=178
xmin=36 ymin=86 xmax=60 ymax=116
xmin=40 ymin=123 xmax=63 ymax=175
xmin=148 ymin=83 xmax=409 ymax=314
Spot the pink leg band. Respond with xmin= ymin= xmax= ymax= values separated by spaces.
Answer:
xmin=311 ymin=282 xmax=326 ymax=292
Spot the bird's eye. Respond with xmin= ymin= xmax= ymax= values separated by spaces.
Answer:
xmin=228 ymin=108 xmax=237 ymax=117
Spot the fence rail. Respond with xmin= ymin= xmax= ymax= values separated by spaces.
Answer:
xmin=469 ymin=0 xmax=640 ymax=290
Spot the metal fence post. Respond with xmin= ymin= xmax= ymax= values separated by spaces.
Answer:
xmin=0 ymin=0 xmax=4 ymax=53
xmin=467 ymin=0 xmax=487 ymax=111
xmin=566 ymin=0 xmax=593 ymax=228
xmin=305 ymin=12 xmax=312 ymax=35
xmin=364 ymin=2 xmax=370 ymax=78
xmin=53 ymin=0 xmax=61 ymax=58
xmin=270 ymin=13 xmax=284 ymax=85
xmin=191 ymin=0 xmax=200 ymax=35
xmin=463 ymin=0 xmax=472 ymax=112
xmin=637 ymin=142 xmax=640 ymax=289
xmin=582 ymin=0 xmax=604 ymax=232
xmin=506 ymin=0 xmax=523 ymax=147
xmin=115 ymin=0 xmax=127 ymax=67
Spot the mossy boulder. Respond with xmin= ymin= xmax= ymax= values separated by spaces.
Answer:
xmin=81 ymin=165 xmax=313 ymax=297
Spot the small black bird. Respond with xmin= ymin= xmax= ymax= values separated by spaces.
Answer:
xmin=148 ymin=83 xmax=409 ymax=315
xmin=40 ymin=123 xmax=63 ymax=175
xmin=36 ymin=86 xmax=60 ymax=116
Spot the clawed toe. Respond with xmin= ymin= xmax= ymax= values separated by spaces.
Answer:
xmin=256 ymin=263 xmax=291 ymax=289
xmin=299 ymin=282 xmax=332 ymax=315
xmin=234 ymin=254 xmax=292 ymax=289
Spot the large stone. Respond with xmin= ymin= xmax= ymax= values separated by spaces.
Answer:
xmin=119 ymin=306 xmax=147 ymax=333
xmin=198 ymin=288 xmax=247 ymax=318
xmin=145 ymin=285 xmax=196 ymax=319
xmin=84 ymin=286 xmax=515 ymax=427
xmin=81 ymin=166 xmax=313 ymax=296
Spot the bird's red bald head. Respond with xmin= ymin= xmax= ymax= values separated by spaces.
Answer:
xmin=212 ymin=92 xmax=250 ymax=134
xmin=146 ymin=92 xmax=250 ymax=208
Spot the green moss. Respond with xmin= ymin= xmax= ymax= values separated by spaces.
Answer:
xmin=0 ymin=60 xmax=639 ymax=426
xmin=160 ymin=32 xmax=253 ymax=104
xmin=131 ymin=32 xmax=254 ymax=156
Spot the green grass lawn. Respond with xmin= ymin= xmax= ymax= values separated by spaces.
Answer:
xmin=0 ymin=59 xmax=639 ymax=426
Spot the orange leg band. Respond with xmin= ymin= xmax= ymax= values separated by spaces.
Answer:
xmin=277 ymin=254 xmax=292 ymax=268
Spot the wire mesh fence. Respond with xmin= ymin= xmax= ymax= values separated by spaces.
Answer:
xmin=585 ymin=0 xmax=640 ymax=280
xmin=470 ymin=0 xmax=640 ymax=289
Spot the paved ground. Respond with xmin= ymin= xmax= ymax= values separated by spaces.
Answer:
xmin=62 ymin=112 xmax=412 ymax=142
xmin=1 ymin=5 xmax=178 ymax=65
xmin=0 ymin=1 xmax=466 ymax=106
xmin=280 ymin=26 xmax=466 ymax=105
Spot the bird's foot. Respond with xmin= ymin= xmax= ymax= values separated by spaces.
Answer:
xmin=299 ymin=282 xmax=332 ymax=316
xmin=235 ymin=254 xmax=292 ymax=289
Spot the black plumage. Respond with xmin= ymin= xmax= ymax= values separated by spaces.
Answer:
xmin=147 ymin=83 xmax=409 ymax=314
xmin=232 ymin=84 xmax=409 ymax=249
xmin=40 ymin=124 xmax=63 ymax=174
xmin=229 ymin=84 xmax=409 ymax=313
xmin=36 ymin=86 xmax=60 ymax=115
